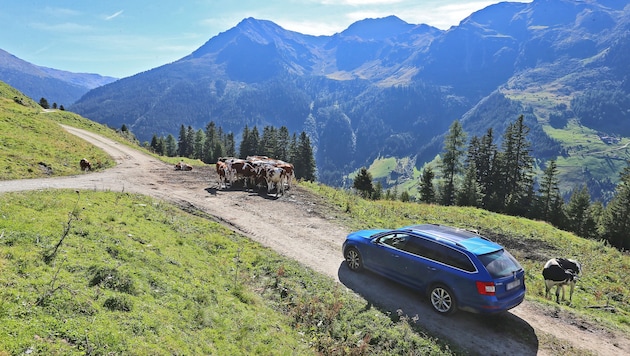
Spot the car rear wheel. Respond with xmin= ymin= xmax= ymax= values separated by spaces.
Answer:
xmin=429 ymin=284 xmax=456 ymax=315
xmin=344 ymin=247 xmax=363 ymax=271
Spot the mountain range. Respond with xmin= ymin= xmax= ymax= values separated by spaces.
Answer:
xmin=0 ymin=49 xmax=116 ymax=107
xmin=2 ymin=0 xmax=630 ymax=201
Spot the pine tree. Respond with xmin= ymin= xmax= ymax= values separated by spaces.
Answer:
xmin=240 ymin=126 xmax=260 ymax=158
xmin=277 ymin=126 xmax=291 ymax=162
xmin=439 ymin=120 xmax=467 ymax=206
xmin=469 ymin=128 xmax=498 ymax=209
xmin=295 ymin=131 xmax=316 ymax=181
xmin=150 ymin=134 xmax=160 ymax=154
xmin=260 ymin=126 xmax=278 ymax=158
xmin=456 ymin=162 xmax=482 ymax=207
xmin=373 ymin=181 xmax=383 ymax=200
xmin=185 ymin=126 xmax=195 ymax=157
xmin=353 ymin=168 xmax=374 ymax=198
xmin=193 ymin=129 xmax=205 ymax=160
xmin=224 ymin=132 xmax=236 ymax=157
xmin=239 ymin=126 xmax=251 ymax=158
xmin=39 ymin=97 xmax=49 ymax=109
xmin=177 ymin=125 xmax=188 ymax=157
xmin=203 ymin=121 xmax=218 ymax=163
xmin=165 ymin=134 xmax=177 ymax=157
xmin=497 ymin=115 xmax=535 ymax=216
xmin=565 ymin=185 xmax=598 ymax=239
xmin=419 ymin=166 xmax=436 ymax=204
xmin=536 ymin=160 xmax=565 ymax=227
xmin=601 ymin=163 xmax=630 ymax=249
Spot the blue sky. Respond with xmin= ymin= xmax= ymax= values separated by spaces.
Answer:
xmin=1 ymin=0 xmax=532 ymax=78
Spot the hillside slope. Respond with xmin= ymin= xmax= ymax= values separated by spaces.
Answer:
xmin=0 ymin=81 xmax=115 ymax=180
xmin=1 ymin=125 xmax=629 ymax=355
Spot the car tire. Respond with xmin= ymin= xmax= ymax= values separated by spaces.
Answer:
xmin=429 ymin=284 xmax=457 ymax=315
xmin=344 ymin=247 xmax=363 ymax=272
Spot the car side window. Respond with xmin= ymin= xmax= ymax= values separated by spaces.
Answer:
xmin=379 ymin=233 xmax=411 ymax=250
xmin=401 ymin=237 xmax=433 ymax=258
xmin=403 ymin=237 xmax=476 ymax=272
xmin=443 ymin=248 xmax=476 ymax=272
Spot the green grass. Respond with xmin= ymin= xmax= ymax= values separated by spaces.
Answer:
xmin=0 ymin=81 xmax=204 ymax=180
xmin=0 ymin=83 xmax=115 ymax=179
xmin=0 ymin=190 xmax=450 ymax=355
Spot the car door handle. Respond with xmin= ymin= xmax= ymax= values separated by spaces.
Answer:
xmin=427 ymin=267 xmax=436 ymax=271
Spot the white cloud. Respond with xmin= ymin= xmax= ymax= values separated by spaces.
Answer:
xmin=105 ymin=10 xmax=124 ymax=21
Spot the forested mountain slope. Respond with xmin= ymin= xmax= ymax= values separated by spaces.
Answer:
xmin=63 ymin=0 xmax=630 ymax=199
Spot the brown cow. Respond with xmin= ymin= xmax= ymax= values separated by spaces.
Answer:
xmin=79 ymin=158 xmax=91 ymax=171
xmin=175 ymin=161 xmax=193 ymax=171
xmin=276 ymin=163 xmax=295 ymax=189
xmin=216 ymin=161 xmax=229 ymax=188
xmin=263 ymin=164 xmax=287 ymax=197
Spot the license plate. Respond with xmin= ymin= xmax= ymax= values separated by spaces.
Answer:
xmin=507 ymin=279 xmax=521 ymax=290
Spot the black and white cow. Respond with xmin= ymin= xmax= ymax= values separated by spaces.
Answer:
xmin=542 ymin=258 xmax=582 ymax=303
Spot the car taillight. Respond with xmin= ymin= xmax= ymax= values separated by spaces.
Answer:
xmin=476 ymin=281 xmax=496 ymax=296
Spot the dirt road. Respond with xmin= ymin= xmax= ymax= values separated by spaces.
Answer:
xmin=1 ymin=125 xmax=628 ymax=356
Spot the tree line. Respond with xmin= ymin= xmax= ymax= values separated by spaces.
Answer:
xmin=354 ymin=115 xmax=630 ymax=251
xmin=147 ymin=122 xmax=316 ymax=181
xmin=38 ymin=97 xmax=65 ymax=110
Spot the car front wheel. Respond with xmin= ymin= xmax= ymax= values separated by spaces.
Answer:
xmin=344 ymin=247 xmax=363 ymax=271
xmin=429 ymin=284 xmax=456 ymax=315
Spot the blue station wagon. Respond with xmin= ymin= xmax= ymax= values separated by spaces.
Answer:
xmin=342 ymin=224 xmax=526 ymax=315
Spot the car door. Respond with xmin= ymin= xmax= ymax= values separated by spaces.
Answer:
xmin=393 ymin=236 xmax=436 ymax=289
xmin=363 ymin=232 xmax=412 ymax=281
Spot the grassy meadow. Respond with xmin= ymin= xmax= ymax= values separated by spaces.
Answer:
xmin=0 ymin=82 xmax=117 ymax=180
xmin=0 ymin=189 xmax=449 ymax=355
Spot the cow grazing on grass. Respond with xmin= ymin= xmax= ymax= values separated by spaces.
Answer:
xmin=542 ymin=258 xmax=582 ymax=303
xmin=79 ymin=158 xmax=92 ymax=171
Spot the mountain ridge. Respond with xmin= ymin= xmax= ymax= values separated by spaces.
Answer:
xmin=0 ymin=49 xmax=117 ymax=106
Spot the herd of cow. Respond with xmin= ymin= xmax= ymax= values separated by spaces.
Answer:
xmin=215 ymin=156 xmax=295 ymax=197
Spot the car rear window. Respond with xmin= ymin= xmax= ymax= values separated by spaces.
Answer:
xmin=478 ymin=249 xmax=522 ymax=278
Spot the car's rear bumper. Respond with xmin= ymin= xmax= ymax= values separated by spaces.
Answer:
xmin=460 ymin=290 xmax=526 ymax=314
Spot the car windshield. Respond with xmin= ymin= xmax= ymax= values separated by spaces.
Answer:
xmin=478 ymin=249 xmax=522 ymax=278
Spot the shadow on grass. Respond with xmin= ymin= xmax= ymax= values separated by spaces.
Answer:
xmin=337 ymin=262 xmax=539 ymax=356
